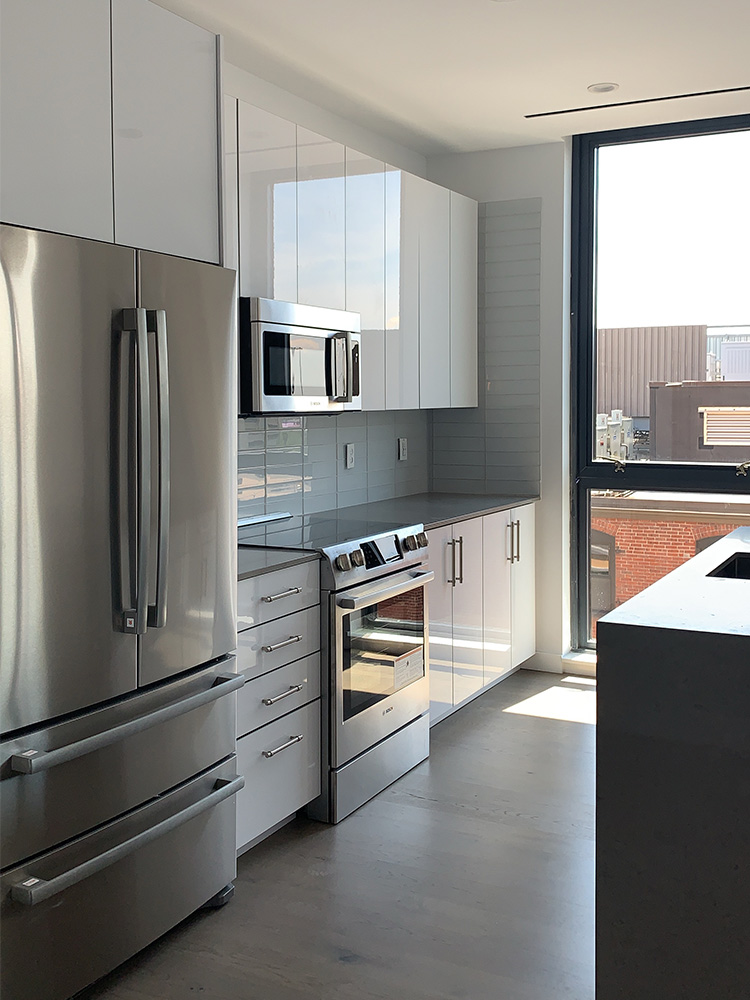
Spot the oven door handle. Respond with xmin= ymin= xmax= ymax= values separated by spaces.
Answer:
xmin=336 ymin=570 xmax=434 ymax=611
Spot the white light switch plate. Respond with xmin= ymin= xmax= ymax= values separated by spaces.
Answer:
xmin=345 ymin=443 xmax=355 ymax=469
xmin=398 ymin=437 xmax=408 ymax=461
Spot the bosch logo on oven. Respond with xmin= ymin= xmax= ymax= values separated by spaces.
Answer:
xmin=382 ymin=706 xmax=394 ymax=716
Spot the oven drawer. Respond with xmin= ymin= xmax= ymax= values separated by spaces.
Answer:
xmin=236 ymin=700 xmax=321 ymax=852
xmin=0 ymin=660 xmax=240 ymax=869
xmin=0 ymin=757 xmax=241 ymax=1000
xmin=237 ymin=654 xmax=321 ymax=738
xmin=237 ymin=606 xmax=320 ymax=680
xmin=237 ymin=561 xmax=319 ymax=631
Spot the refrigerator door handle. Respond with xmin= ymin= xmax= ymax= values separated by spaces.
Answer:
xmin=9 ymin=671 xmax=244 ymax=775
xmin=146 ymin=309 xmax=170 ymax=629
xmin=9 ymin=774 xmax=245 ymax=906
xmin=118 ymin=308 xmax=152 ymax=634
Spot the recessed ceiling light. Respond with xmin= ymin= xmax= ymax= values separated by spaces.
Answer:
xmin=587 ymin=82 xmax=619 ymax=94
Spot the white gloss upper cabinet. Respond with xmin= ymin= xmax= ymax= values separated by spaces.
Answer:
xmin=450 ymin=191 xmax=479 ymax=407
xmin=418 ymin=178 xmax=451 ymax=410
xmin=297 ymin=127 xmax=345 ymax=310
xmin=386 ymin=169 xmax=420 ymax=410
xmin=238 ymin=102 xmax=297 ymax=301
xmin=0 ymin=0 xmax=114 ymax=242
xmin=222 ymin=96 xmax=239 ymax=273
xmin=111 ymin=0 xmax=220 ymax=262
xmin=345 ymin=150 xmax=385 ymax=410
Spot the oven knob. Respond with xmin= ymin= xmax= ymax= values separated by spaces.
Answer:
xmin=350 ymin=548 xmax=365 ymax=567
xmin=416 ymin=532 xmax=429 ymax=548
xmin=403 ymin=535 xmax=418 ymax=551
xmin=335 ymin=553 xmax=352 ymax=572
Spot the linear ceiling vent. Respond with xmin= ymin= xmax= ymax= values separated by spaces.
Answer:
xmin=699 ymin=406 xmax=750 ymax=446
xmin=525 ymin=84 xmax=750 ymax=119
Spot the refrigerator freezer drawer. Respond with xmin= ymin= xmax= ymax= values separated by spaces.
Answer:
xmin=1 ymin=659 xmax=239 ymax=869
xmin=1 ymin=757 xmax=241 ymax=1000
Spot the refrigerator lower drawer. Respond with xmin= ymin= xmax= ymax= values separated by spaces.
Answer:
xmin=236 ymin=700 xmax=321 ymax=853
xmin=1 ymin=757 xmax=241 ymax=1000
xmin=1 ymin=659 xmax=240 ymax=868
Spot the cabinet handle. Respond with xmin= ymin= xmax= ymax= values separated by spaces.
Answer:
xmin=261 ymin=635 xmax=302 ymax=654
xmin=447 ymin=539 xmax=457 ymax=587
xmin=515 ymin=520 xmax=521 ymax=563
xmin=262 ymin=587 xmax=302 ymax=603
xmin=262 ymin=734 xmax=304 ymax=758
xmin=507 ymin=521 xmax=515 ymax=563
xmin=456 ymin=536 xmax=464 ymax=584
xmin=262 ymin=683 xmax=304 ymax=706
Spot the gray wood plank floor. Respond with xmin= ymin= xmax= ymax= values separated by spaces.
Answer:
xmin=80 ymin=670 xmax=594 ymax=1000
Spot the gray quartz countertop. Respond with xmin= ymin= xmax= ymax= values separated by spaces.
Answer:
xmin=599 ymin=525 xmax=750 ymax=637
xmin=237 ymin=546 xmax=319 ymax=582
xmin=327 ymin=492 xmax=538 ymax=531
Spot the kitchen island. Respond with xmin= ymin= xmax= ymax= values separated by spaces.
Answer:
xmin=596 ymin=525 xmax=750 ymax=1000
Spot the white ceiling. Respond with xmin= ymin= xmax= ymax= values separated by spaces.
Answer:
xmin=155 ymin=0 xmax=750 ymax=155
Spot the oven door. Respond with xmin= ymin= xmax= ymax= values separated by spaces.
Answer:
xmin=332 ymin=568 xmax=433 ymax=767
xmin=250 ymin=322 xmax=360 ymax=414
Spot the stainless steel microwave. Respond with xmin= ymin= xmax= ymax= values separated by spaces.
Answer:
xmin=239 ymin=297 xmax=361 ymax=415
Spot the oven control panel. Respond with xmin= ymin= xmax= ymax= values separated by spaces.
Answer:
xmin=322 ymin=525 xmax=428 ymax=591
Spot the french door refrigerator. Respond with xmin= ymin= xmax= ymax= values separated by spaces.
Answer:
xmin=0 ymin=224 xmax=243 ymax=1000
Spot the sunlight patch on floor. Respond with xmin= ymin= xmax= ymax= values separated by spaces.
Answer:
xmin=503 ymin=684 xmax=597 ymax=725
xmin=561 ymin=674 xmax=597 ymax=686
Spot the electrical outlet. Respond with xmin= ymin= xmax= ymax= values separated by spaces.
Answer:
xmin=397 ymin=437 xmax=408 ymax=461
xmin=344 ymin=443 xmax=355 ymax=469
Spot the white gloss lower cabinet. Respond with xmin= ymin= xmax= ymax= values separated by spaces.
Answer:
xmin=510 ymin=504 xmax=536 ymax=667
xmin=236 ymin=701 xmax=321 ymax=853
xmin=451 ymin=518 xmax=484 ymax=706
xmin=482 ymin=512 xmax=513 ymax=685
xmin=427 ymin=525 xmax=454 ymax=723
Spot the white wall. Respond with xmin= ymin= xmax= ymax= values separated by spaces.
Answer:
xmin=223 ymin=63 xmax=427 ymax=177
xmin=428 ymin=143 xmax=573 ymax=672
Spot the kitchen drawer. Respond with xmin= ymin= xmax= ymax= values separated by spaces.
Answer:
xmin=238 ymin=560 xmax=319 ymax=631
xmin=237 ymin=605 xmax=320 ymax=681
xmin=1 ymin=756 xmax=240 ymax=1000
xmin=237 ymin=654 xmax=321 ymax=738
xmin=236 ymin=700 xmax=321 ymax=852
xmin=0 ymin=660 xmax=239 ymax=869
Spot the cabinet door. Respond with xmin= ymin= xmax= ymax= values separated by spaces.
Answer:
xmin=450 ymin=191 xmax=479 ymax=407
xmin=451 ymin=518 xmax=484 ymax=706
xmin=482 ymin=512 xmax=513 ymax=686
xmin=111 ymin=0 xmax=220 ymax=262
xmin=238 ymin=102 xmax=297 ymax=301
xmin=0 ymin=0 xmax=113 ymax=242
xmin=297 ymin=127 xmax=345 ymax=309
xmin=511 ymin=505 xmax=536 ymax=667
xmin=223 ymin=96 xmax=239 ymax=272
xmin=426 ymin=525 xmax=454 ymax=724
xmin=386 ymin=169 xmax=420 ymax=409
xmin=418 ymin=179 xmax=451 ymax=409
xmin=346 ymin=149 xmax=385 ymax=410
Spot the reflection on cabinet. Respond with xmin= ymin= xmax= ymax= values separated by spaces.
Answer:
xmin=0 ymin=0 xmax=113 ymax=242
xmin=237 ymin=102 xmax=297 ymax=301
xmin=346 ymin=149 xmax=386 ymax=410
xmin=111 ymin=0 xmax=220 ymax=262
xmin=427 ymin=505 xmax=536 ymax=726
xmin=235 ymin=561 xmax=321 ymax=854
xmin=297 ymin=127 xmax=345 ymax=310
xmin=1 ymin=0 xmax=220 ymax=261
xmin=450 ymin=191 xmax=479 ymax=407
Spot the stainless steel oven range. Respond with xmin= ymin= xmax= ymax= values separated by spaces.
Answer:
xmin=312 ymin=524 xmax=433 ymax=823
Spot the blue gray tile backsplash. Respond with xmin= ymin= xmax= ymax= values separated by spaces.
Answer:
xmin=237 ymin=410 xmax=429 ymax=520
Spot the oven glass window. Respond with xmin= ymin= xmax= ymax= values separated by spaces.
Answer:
xmin=263 ymin=330 xmax=328 ymax=396
xmin=342 ymin=590 xmax=425 ymax=722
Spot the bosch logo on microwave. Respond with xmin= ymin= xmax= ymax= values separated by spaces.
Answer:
xmin=382 ymin=706 xmax=394 ymax=716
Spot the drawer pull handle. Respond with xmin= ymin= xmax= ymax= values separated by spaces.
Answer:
xmin=262 ymin=734 xmax=304 ymax=758
xmin=262 ymin=587 xmax=302 ymax=603
xmin=9 ymin=774 xmax=245 ymax=906
xmin=261 ymin=635 xmax=302 ymax=653
xmin=262 ymin=683 xmax=304 ymax=706
xmin=9 ymin=670 xmax=243 ymax=775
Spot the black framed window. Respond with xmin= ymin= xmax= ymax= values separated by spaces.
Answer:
xmin=571 ymin=114 xmax=750 ymax=647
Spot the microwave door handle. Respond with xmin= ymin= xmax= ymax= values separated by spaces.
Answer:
xmin=329 ymin=332 xmax=348 ymax=402
xmin=341 ymin=331 xmax=354 ymax=403
xmin=146 ymin=310 xmax=170 ymax=629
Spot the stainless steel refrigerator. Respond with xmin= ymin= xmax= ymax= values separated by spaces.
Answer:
xmin=0 ymin=224 xmax=242 ymax=1000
